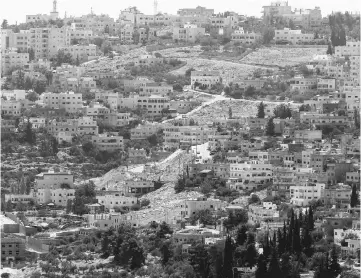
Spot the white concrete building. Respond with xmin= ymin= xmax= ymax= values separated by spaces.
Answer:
xmin=1 ymin=90 xmax=26 ymax=100
xmin=35 ymin=169 xmax=74 ymax=190
xmin=97 ymin=194 xmax=138 ymax=209
xmin=231 ymin=32 xmax=261 ymax=45
xmin=1 ymin=51 xmax=29 ymax=74
xmin=91 ymin=133 xmax=124 ymax=151
xmin=290 ymin=182 xmax=325 ymax=206
xmin=274 ymin=28 xmax=314 ymax=44
xmin=1 ymin=100 xmax=22 ymax=116
xmin=172 ymin=24 xmax=205 ymax=43
xmin=335 ymin=41 xmax=360 ymax=57
xmin=248 ymin=202 xmax=280 ymax=223
xmin=58 ymin=44 xmax=97 ymax=60
xmin=130 ymin=123 xmax=163 ymax=140
xmin=43 ymin=92 xmax=83 ymax=113
xmin=229 ymin=161 xmax=273 ymax=188
xmin=191 ymin=71 xmax=221 ymax=89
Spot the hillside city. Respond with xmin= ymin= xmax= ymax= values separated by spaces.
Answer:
xmin=0 ymin=1 xmax=360 ymax=277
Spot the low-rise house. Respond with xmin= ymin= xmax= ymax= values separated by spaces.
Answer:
xmin=170 ymin=100 xmax=197 ymax=114
xmin=274 ymin=28 xmax=314 ymax=44
xmin=1 ymin=90 xmax=26 ymax=100
xmin=186 ymin=163 xmax=230 ymax=179
xmin=231 ymin=31 xmax=261 ymax=44
xmin=178 ymin=197 xmax=224 ymax=219
xmin=134 ymin=55 xmax=163 ymax=67
xmin=43 ymin=92 xmax=83 ymax=113
xmin=140 ymin=83 xmax=173 ymax=97
xmin=128 ymin=148 xmax=147 ymax=161
xmin=1 ymin=119 xmax=16 ymax=133
xmin=123 ymin=180 xmax=154 ymax=196
xmin=173 ymin=226 xmax=221 ymax=243
xmin=289 ymin=77 xmax=317 ymax=92
xmin=56 ymin=131 xmax=73 ymax=144
xmin=103 ymin=113 xmax=131 ymax=127
xmin=5 ymin=193 xmax=36 ymax=204
xmin=317 ymin=78 xmax=336 ymax=92
xmin=172 ymin=24 xmax=205 ymax=43
xmin=130 ymin=123 xmax=162 ymax=140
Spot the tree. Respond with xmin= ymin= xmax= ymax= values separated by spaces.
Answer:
xmin=24 ymin=121 xmax=36 ymax=144
xmin=189 ymin=243 xmax=211 ymax=278
xmin=24 ymin=77 xmax=33 ymax=90
xmin=26 ymin=91 xmax=39 ymax=102
xmin=160 ymin=241 xmax=172 ymax=266
xmin=2 ymin=19 xmax=8 ymax=29
xmin=257 ymin=102 xmax=265 ymax=118
xmin=255 ymin=254 xmax=268 ymax=278
xmin=265 ymin=117 xmax=275 ymax=136
xmin=268 ymin=249 xmax=282 ymax=277
xmin=245 ymin=241 xmax=258 ymax=267
xmin=228 ymin=107 xmax=232 ymax=119
xmin=329 ymin=245 xmax=341 ymax=278
xmin=5 ymin=200 xmax=13 ymax=212
xmin=222 ymin=235 xmax=234 ymax=278
xmin=262 ymin=27 xmax=275 ymax=44
xmin=274 ymin=104 xmax=292 ymax=119
xmin=350 ymin=184 xmax=359 ymax=208
xmin=28 ymin=48 xmax=35 ymax=61
xmin=236 ymin=225 xmax=248 ymax=246
xmin=66 ymin=199 xmax=72 ymax=214
xmin=33 ymin=79 xmax=47 ymax=94
xmin=326 ymin=43 xmax=333 ymax=55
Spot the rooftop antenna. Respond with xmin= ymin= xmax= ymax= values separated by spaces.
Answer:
xmin=154 ymin=0 xmax=158 ymax=15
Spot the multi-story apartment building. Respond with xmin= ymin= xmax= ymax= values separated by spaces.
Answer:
xmin=139 ymin=83 xmax=173 ymax=97
xmin=231 ymin=32 xmax=261 ymax=45
xmin=335 ymin=41 xmax=360 ymax=57
xmin=262 ymin=1 xmax=293 ymax=18
xmin=20 ymin=117 xmax=47 ymax=130
xmin=119 ymin=25 xmax=134 ymax=44
xmin=77 ymin=116 xmax=99 ymax=137
xmin=35 ymin=169 xmax=74 ymax=190
xmin=345 ymin=87 xmax=360 ymax=111
xmin=178 ymin=197 xmax=224 ymax=218
xmin=123 ymin=180 xmax=154 ymax=196
xmin=130 ymin=123 xmax=163 ymax=139
xmin=1 ymin=100 xmax=22 ymax=115
xmin=134 ymin=55 xmax=164 ymax=67
xmin=289 ymin=77 xmax=317 ymax=91
xmin=170 ymin=100 xmax=197 ymax=114
xmin=84 ymin=102 xmax=111 ymax=118
xmin=229 ymin=161 xmax=273 ymax=187
xmin=36 ymin=188 xmax=75 ymax=206
xmin=248 ymin=202 xmax=280 ymax=223
xmin=137 ymin=95 xmax=170 ymax=119
xmin=163 ymin=126 xmax=215 ymax=150
xmin=210 ymin=15 xmax=239 ymax=30
xmin=1 ymin=51 xmax=29 ymax=74
xmin=58 ymin=44 xmax=97 ymax=61
xmin=172 ymin=24 xmax=206 ymax=43
xmin=191 ymin=71 xmax=221 ymax=88
xmin=177 ymin=6 xmax=214 ymax=17
xmin=5 ymin=192 xmax=36 ymax=204
xmin=346 ymin=171 xmax=360 ymax=184
xmin=103 ymin=113 xmax=131 ymax=127
xmin=186 ymin=163 xmax=230 ymax=179
xmin=290 ymin=182 xmax=325 ymax=206
xmin=323 ymin=185 xmax=352 ymax=208
xmin=274 ymin=28 xmax=314 ymax=44
xmin=97 ymin=194 xmax=138 ymax=209
xmin=294 ymin=130 xmax=322 ymax=142
xmin=91 ymin=133 xmax=124 ymax=151
xmin=47 ymin=119 xmax=79 ymax=136
xmin=1 ymin=237 xmax=25 ymax=260
xmin=1 ymin=30 xmax=31 ymax=52
xmin=42 ymin=92 xmax=83 ymax=113
xmin=1 ymin=90 xmax=26 ymax=100
xmin=317 ymin=78 xmax=336 ymax=92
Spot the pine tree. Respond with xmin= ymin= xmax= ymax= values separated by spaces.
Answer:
xmin=268 ymin=249 xmax=282 ymax=278
xmin=246 ymin=232 xmax=256 ymax=245
xmin=245 ymin=243 xmax=258 ymax=267
xmin=236 ymin=225 xmax=248 ymax=246
xmin=350 ymin=184 xmax=359 ymax=208
xmin=329 ymin=245 xmax=341 ymax=278
xmin=265 ymin=117 xmax=275 ymax=136
xmin=5 ymin=200 xmax=13 ymax=212
xmin=255 ymin=254 xmax=268 ymax=278
xmin=222 ymin=235 xmax=234 ymax=278
xmin=257 ymin=102 xmax=265 ymax=118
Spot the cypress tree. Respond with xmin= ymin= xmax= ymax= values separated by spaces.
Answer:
xmin=257 ymin=102 xmax=265 ymax=118
xmin=329 ymin=245 xmax=341 ymax=278
xmin=236 ymin=225 xmax=248 ymax=246
xmin=292 ymin=218 xmax=301 ymax=254
xmin=298 ymin=210 xmax=303 ymax=228
xmin=308 ymin=207 xmax=314 ymax=231
xmin=301 ymin=225 xmax=313 ymax=257
xmin=255 ymin=254 xmax=268 ymax=278
xmin=268 ymin=249 xmax=283 ymax=278
xmin=280 ymin=253 xmax=292 ymax=278
xmin=272 ymin=232 xmax=277 ymax=248
xmin=263 ymin=233 xmax=271 ymax=261
xmin=350 ymin=184 xmax=359 ymax=208
xmin=245 ymin=242 xmax=258 ymax=267
xmin=265 ymin=117 xmax=275 ymax=136
xmin=288 ymin=209 xmax=294 ymax=251
xmin=326 ymin=43 xmax=333 ymax=55
xmin=277 ymin=228 xmax=285 ymax=256
xmin=222 ymin=235 xmax=234 ymax=278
